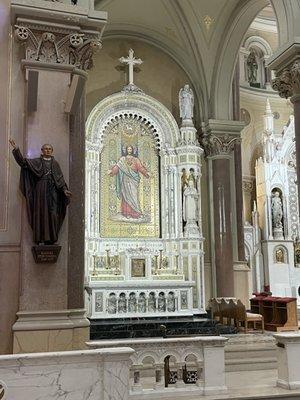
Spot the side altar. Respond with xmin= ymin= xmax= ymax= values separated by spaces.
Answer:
xmin=85 ymin=50 xmax=204 ymax=320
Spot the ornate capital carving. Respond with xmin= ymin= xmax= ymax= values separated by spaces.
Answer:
xmin=201 ymin=120 xmax=243 ymax=157
xmin=272 ymin=60 xmax=300 ymax=98
xmin=14 ymin=21 xmax=102 ymax=70
xmin=242 ymin=176 xmax=255 ymax=193
xmin=202 ymin=132 xmax=241 ymax=156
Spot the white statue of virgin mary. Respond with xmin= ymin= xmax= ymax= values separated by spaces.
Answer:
xmin=183 ymin=178 xmax=198 ymax=223
xmin=179 ymin=84 xmax=194 ymax=120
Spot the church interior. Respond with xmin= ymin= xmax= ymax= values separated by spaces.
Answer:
xmin=1 ymin=0 xmax=300 ymax=398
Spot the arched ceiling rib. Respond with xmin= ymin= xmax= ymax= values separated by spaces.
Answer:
xmin=95 ymin=0 xmax=296 ymax=121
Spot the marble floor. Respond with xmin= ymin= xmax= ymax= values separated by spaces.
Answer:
xmin=138 ymin=369 xmax=300 ymax=399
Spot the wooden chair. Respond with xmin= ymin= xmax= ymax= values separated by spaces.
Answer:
xmin=235 ymin=300 xmax=264 ymax=333
xmin=220 ymin=299 xmax=235 ymax=325
xmin=209 ymin=298 xmax=221 ymax=323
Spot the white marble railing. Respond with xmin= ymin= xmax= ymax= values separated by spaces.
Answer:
xmin=87 ymin=336 xmax=228 ymax=396
xmin=0 ymin=347 xmax=134 ymax=400
xmin=275 ymin=332 xmax=300 ymax=390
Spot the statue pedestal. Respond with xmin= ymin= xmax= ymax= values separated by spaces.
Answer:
xmin=273 ymin=227 xmax=284 ymax=240
xmin=184 ymin=221 xmax=200 ymax=238
xmin=32 ymin=245 xmax=61 ymax=264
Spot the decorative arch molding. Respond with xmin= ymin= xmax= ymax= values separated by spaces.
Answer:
xmin=86 ymin=91 xmax=180 ymax=152
xmin=244 ymin=36 xmax=273 ymax=58
xmin=270 ymin=0 xmax=300 ymax=46
xmin=211 ymin=0 xmax=269 ymax=119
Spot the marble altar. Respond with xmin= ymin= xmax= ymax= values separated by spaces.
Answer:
xmin=246 ymin=100 xmax=300 ymax=306
xmin=85 ymin=50 xmax=204 ymax=320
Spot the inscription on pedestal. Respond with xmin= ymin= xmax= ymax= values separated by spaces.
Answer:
xmin=32 ymin=245 xmax=61 ymax=264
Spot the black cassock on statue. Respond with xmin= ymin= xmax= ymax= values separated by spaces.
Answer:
xmin=13 ymin=148 xmax=69 ymax=244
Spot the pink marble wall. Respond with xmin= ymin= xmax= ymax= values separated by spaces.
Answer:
xmin=0 ymin=248 xmax=20 ymax=354
xmin=19 ymin=69 xmax=70 ymax=311
xmin=0 ymin=0 xmax=24 ymax=354
xmin=212 ymin=158 xmax=234 ymax=297
xmin=0 ymin=0 xmax=10 ymax=230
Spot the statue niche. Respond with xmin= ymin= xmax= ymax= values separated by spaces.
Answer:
xmin=271 ymin=188 xmax=284 ymax=239
xmin=179 ymin=84 xmax=194 ymax=121
xmin=182 ymin=170 xmax=200 ymax=238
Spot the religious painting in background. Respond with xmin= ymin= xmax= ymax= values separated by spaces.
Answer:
xmin=131 ymin=258 xmax=146 ymax=278
xmin=100 ymin=117 xmax=160 ymax=238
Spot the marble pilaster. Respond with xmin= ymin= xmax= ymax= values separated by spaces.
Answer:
xmin=154 ymin=364 xmax=165 ymax=390
xmin=202 ymin=120 xmax=244 ymax=297
xmin=242 ymin=175 xmax=255 ymax=222
xmin=10 ymin=0 xmax=107 ymax=353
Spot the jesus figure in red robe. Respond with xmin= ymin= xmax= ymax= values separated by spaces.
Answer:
xmin=108 ymin=145 xmax=150 ymax=219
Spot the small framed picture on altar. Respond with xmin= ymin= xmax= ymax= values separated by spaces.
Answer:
xmin=131 ymin=258 xmax=146 ymax=278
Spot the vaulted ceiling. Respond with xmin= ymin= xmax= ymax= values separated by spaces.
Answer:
xmin=95 ymin=0 xmax=297 ymax=121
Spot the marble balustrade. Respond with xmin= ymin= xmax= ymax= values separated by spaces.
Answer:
xmin=275 ymin=332 xmax=300 ymax=390
xmin=0 ymin=347 xmax=134 ymax=400
xmin=87 ymin=336 xmax=228 ymax=396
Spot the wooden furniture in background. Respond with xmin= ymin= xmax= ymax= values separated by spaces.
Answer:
xmin=209 ymin=298 xmax=264 ymax=333
xmin=235 ymin=300 xmax=264 ymax=333
xmin=250 ymin=296 xmax=298 ymax=332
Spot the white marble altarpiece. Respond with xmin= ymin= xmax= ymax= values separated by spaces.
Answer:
xmin=85 ymin=50 xmax=204 ymax=319
xmin=245 ymin=99 xmax=300 ymax=306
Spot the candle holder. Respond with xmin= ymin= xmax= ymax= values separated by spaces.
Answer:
xmin=159 ymin=249 xmax=163 ymax=269
xmin=92 ymin=254 xmax=98 ymax=276
xmin=153 ymin=254 xmax=159 ymax=275
xmin=112 ymin=255 xmax=121 ymax=275
xmin=175 ymin=254 xmax=180 ymax=275
xmin=105 ymin=248 xmax=110 ymax=269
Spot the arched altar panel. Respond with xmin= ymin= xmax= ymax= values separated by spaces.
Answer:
xmin=100 ymin=116 xmax=160 ymax=238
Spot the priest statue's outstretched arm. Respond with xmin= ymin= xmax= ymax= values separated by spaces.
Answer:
xmin=9 ymin=138 xmax=71 ymax=244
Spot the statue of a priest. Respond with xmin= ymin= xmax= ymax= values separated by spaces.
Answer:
xmin=10 ymin=139 xmax=71 ymax=245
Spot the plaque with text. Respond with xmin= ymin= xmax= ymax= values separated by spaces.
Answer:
xmin=32 ymin=245 xmax=61 ymax=264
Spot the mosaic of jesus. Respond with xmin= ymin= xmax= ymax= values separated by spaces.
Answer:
xmin=108 ymin=145 xmax=150 ymax=222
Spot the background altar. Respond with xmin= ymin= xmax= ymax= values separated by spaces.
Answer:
xmin=85 ymin=62 xmax=205 ymax=320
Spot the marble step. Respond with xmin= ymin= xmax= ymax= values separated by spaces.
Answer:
xmin=224 ymin=334 xmax=277 ymax=372
xmin=90 ymin=317 xmax=238 ymax=340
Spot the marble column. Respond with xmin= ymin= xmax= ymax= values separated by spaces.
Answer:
xmin=232 ymin=62 xmax=245 ymax=261
xmin=270 ymin=56 xmax=300 ymax=209
xmin=234 ymin=143 xmax=246 ymax=261
xmin=175 ymin=363 xmax=185 ymax=388
xmin=242 ymin=176 xmax=255 ymax=222
xmin=10 ymin=0 xmax=107 ymax=353
xmin=154 ymin=364 xmax=165 ymax=389
xmin=196 ymin=362 xmax=203 ymax=387
xmin=202 ymin=120 xmax=244 ymax=297
xmin=132 ymin=367 xmax=143 ymax=392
